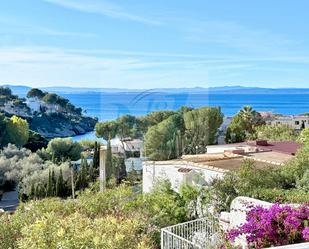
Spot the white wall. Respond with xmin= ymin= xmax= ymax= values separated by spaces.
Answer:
xmin=142 ymin=161 xmax=224 ymax=193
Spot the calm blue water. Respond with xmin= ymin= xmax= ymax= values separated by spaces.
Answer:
xmin=63 ymin=92 xmax=309 ymax=120
xmin=62 ymin=92 xmax=309 ymax=141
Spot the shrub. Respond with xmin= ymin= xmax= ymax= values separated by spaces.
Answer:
xmin=227 ymin=204 xmax=309 ymax=248
xmin=0 ymin=181 xmax=195 ymax=248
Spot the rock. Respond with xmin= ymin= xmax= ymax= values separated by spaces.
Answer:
xmin=28 ymin=113 xmax=97 ymax=138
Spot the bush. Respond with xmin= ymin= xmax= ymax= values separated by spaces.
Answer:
xmin=248 ymin=188 xmax=309 ymax=204
xmin=227 ymin=204 xmax=309 ymax=248
xmin=209 ymin=159 xmax=309 ymax=212
xmin=18 ymin=213 xmax=152 ymax=249
xmin=255 ymin=124 xmax=298 ymax=141
xmin=0 ymin=181 xmax=197 ymax=248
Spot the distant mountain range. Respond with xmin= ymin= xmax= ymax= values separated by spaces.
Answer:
xmin=2 ymin=84 xmax=309 ymax=96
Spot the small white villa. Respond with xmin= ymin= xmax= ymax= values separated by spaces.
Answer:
xmin=143 ymin=140 xmax=301 ymax=193
xmin=268 ymin=115 xmax=309 ymax=130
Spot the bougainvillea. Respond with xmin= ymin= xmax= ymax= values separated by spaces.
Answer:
xmin=227 ymin=203 xmax=309 ymax=249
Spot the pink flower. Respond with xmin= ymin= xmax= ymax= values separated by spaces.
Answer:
xmin=226 ymin=204 xmax=309 ymax=248
xmin=302 ymin=227 xmax=309 ymax=241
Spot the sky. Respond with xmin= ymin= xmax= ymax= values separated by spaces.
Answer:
xmin=1 ymin=0 xmax=309 ymax=89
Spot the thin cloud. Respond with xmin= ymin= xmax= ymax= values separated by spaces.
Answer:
xmin=43 ymin=0 xmax=161 ymax=26
xmin=0 ymin=46 xmax=252 ymax=88
xmin=0 ymin=15 xmax=95 ymax=37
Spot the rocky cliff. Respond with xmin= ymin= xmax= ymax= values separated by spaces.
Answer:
xmin=28 ymin=113 xmax=97 ymax=138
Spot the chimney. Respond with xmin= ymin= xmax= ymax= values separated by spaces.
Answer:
xmin=256 ymin=140 xmax=268 ymax=146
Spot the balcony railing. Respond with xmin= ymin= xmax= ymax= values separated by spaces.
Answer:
xmin=161 ymin=217 xmax=309 ymax=249
xmin=161 ymin=216 xmax=222 ymax=249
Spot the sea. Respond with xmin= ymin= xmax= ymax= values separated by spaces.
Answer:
xmin=62 ymin=92 xmax=309 ymax=141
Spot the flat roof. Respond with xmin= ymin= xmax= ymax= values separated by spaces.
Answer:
xmin=245 ymin=151 xmax=293 ymax=165
xmin=205 ymin=157 xmax=275 ymax=171
xmin=247 ymin=141 xmax=302 ymax=155
xmin=145 ymin=152 xmax=278 ymax=173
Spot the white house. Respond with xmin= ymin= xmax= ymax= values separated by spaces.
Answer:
xmin=143 ymin=141 xmax=300 ymax=193
xmin=268 ymin=115 xmax=309 ymax=130
xmin=111 ymin=138 xmax=143 ymax=155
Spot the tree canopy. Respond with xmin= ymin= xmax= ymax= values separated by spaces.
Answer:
xmin=26 ymin=88 xmax=45 ymax=99
xmin=46 ymin=138 xmax=82 ymax=162
xmin=42 ymin=93 xmax=58 ymax=105
xmin=144 ymin=113 xmax=184 ymax=160
xmin=226 ymin=106 xmax=265 ymax=143
xmin=183 ymin=107 xmax=223 ymax=154
xmin=3 ymin=115 xmax=29 ymax=147
xmin=95 ymin=121 xmax=118 ymax=141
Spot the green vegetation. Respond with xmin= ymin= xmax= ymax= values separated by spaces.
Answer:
xmin=226 ymin=106 xmax=265 ymax=143
xmin=255 ymin=124 xmax=298 ymax=141
xmin=0 ymin=181 xmax=205 ymax=249
xmin=0 ymin=136 xmax=97 ymax=200
xmin=298 ymin=127 xmax=309 ymax=145
xmin=183 ymin=107 xmax=223 ymax=154
xmin=27 ymin=88 xmax=82 ymax=115
xmin=144 ymin=113 xmax=184 ymax=160
xmin=1 ymin=100 xmax=309 ymax=248
xmin=143 ymin=107 xmax=223 ymax=160
xmin=1 ymin=86 xmax=96 ymax=141
xmin=26 ymin=88 xmax=45 ymax=99
xmin=210 ymin=145 xmax=309 ymax=211
xmin=0 ymin=114 xmax=30 ymax=148
xmin=4 ymin=116 xmax=29 ymax=147
xmin=24 ymin=130 xmax=48 ymax=152
xmin=0 ymin=87 xmax=18 ymax=105
xmin=45 ymin=137 xmax=83 ymax=163
xmin=96 ymin=107 xmax=223 ymax=161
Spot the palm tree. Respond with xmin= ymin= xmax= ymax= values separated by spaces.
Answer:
xmin=238 ymin=106 xmax=263 ymax=134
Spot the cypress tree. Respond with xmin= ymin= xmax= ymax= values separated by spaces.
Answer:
xmin=56 ymin=168 xmax=64 ymax=197
xmin=93 ymin=141 xmax=99 ymax=169
xmin=51 ymin=169 xmax=56 ymax=196
xmin=76 ymin=158 xmax=88 ymax=190
xmin=30 ymin=182 xmax=35 ymax=199
xmin=47 ymin=169 xmax=53 ymax=197
xmin=35 ymin=184 xmax=40 ymax=199
xmin=88 ymin=163 xmax=96 ymax=182
xmin=105 ymin=140 xmax=113 ymax=181
xmin=52 ymin=153 xmax=56 ymax=164
xmin=40 ymin=185 xmax=46 ymax=198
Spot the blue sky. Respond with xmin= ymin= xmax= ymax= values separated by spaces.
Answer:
xmin=1 ymin=0 xmax=309 ymax=88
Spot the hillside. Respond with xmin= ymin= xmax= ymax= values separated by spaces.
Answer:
xmin=0 ymin=87 xmax=97 ymax=139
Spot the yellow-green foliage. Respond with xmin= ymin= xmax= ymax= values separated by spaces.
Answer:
xmin=0 ymin=183 xmax=188 ymax=249
xmin=18 ymin=213 xmax=151 ymax=249
xmin=4 ymin=115 xmax=29 ymax=147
